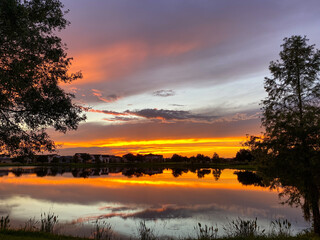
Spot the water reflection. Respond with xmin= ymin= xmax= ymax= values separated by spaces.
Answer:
xmin=0 ymin=167 xmax=309 ymax=237
xmin=259 ymin=162 xmax=320 ymax=234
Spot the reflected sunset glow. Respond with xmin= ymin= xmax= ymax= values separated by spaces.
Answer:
xmin=0 ymin=167 xmax=308 ymax=237
xmin=0 ymin=170 xmax=266 ymax=191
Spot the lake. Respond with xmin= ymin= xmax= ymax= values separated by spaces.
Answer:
xmin=0 ymin=166 xmax=310 ymax=238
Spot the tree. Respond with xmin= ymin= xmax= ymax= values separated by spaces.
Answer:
xmin=212 ymin=152 xmax=220 ymax=162
xmin=234 ymin=149 xmax=254 ymax=162
xmin=0 ymin=0 xmax=85 ymax=155
xmin=261 ymin=35 xmax=320 ymax=164
xmin=123 ymin=153 xmax=137 ymax=162
xmin=247 ymin=35 xmax=320 ymax=234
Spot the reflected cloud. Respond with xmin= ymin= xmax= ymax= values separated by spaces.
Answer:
xmin=153 ymin=90 xmax=175 ymax=97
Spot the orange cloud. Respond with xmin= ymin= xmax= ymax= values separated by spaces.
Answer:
xmin=91 ymin=89 xmax=120 ymax=103
xmin=67 ymin=40 xmax=200 ymax=85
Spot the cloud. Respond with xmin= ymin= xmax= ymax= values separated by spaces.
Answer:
xmin=170 ymin=104 xmax=185 ymax=107
xmin=49 ymin=116 xmax=261 ymax=157
xmin=102 ymin=117 xmax=138 ymax=122
xmin=153 ymin=90 xmax=175 ymax=97
xmin=86 ymin=107 xmax=260 ymax=124
xmin=73 ymin=205 xmax=220 ymax=223
xmin=126 ymin=109 xmax=217 ymax=122
xmin=85 ymin=108 xmax=128 ymax=116
xmin=62 ymin=0 xmax=320 ymax=102
xmin=91 ymin=89 xmax=120 ymax=103
xmin=85 ymin=107 xmax=218 ymax=123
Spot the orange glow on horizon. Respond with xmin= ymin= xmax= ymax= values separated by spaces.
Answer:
xmin=56 ymin=137 xmax=247 ymax=157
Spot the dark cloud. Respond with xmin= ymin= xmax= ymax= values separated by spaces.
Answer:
xmin=126 ymin=109 xmax=217 ymax=122
xmin=87 ymin=107 xmax=260 ymax=123
xmin=75 ymin=205 xmax=221 ymax=222
xmin=170 ymin=104 xmax=185 ymax=107
xmin=86 ymin=107 xmax=219 ymax=122
xmin=153 ymin=90 xmax=175 ymax=97
xmin=102 ymin=116 xmax=138 ymax=122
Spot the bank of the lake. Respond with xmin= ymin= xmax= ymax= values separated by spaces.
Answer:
xmin=0 ymin=162 xmax=257 ymax=170
xmin=0 ymin=230 xmax=319 ymax=240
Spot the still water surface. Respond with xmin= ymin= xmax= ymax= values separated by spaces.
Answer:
xmin=0 ymin=167 xmax=310 ymax=237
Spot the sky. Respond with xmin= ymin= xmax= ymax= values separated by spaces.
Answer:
xmin=51 ymin=0 xmax=320 ymax=157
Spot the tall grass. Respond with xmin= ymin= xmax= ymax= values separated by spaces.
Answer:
xmin=222 ymin=218 xmax=265 ymax=237
xmin=270 ymin=219 xmax=292 ymax=237
xmin=194 ymin=223 xmax=218 ymax=240
xmin=0 ymin=215 xmax=10 ymax=231
xmin=40 ymin=212 xmax=58 ymax=233
xmin=137 ymin=221 xmax=156 ymax=240
xmin=91 ymin=219 xmax=114 ymax=240
xmin=0 ymin=215 xmax=318 ymax=240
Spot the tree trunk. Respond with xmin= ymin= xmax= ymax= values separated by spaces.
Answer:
xmin=312 ymin=195 xmax=320 ymax=235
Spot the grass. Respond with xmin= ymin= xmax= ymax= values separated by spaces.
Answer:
xmin=0 ymin=230 xmax=319 ymax=240
xmin=0 ymin=213 xmax=319 ymax=240
xmin=0 ymin=230 xmax=87 ymax=240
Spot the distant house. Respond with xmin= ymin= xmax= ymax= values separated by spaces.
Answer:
xmin=101 ymin=155 xmax=113 ymax=163
xmin=92 ymin=154 xmax=103 ymax=163
xmin=0 ymin=154 xmax=12 ymax=164
xmin=144 ymin=154 xmax=163 ymax=163
xmin=59 ymin=156 xmax=73 ymax=163
xmin=109 ymin=156 xmax=123 ymax=163
xmin=74 ymin=153 xmax=93 ymax=163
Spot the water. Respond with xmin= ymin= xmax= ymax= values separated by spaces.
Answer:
xmin=0 ymin=166 xmax=310 ymax=238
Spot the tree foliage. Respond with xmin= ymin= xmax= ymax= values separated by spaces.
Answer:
xmin=0 ymin=0 xmax=85 ymax=155
xmin=247 ymin=35 xmax=320 ymax=234
xmin=234 ymin=149 xmax=254 ymax=162
xmin=260 ymin=35 xmax=320 ymax=164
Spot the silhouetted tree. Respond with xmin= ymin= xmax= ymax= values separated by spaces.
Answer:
xmin=123 ymin=153 xmax=136 ymax=162
xmin=247 ymin=35 xmax=320 ymax=234
xmin=197 ymin=169 xmax=211 ymax=178
xmin=234 ymin=149 xmax=254 ymax=162
xmin=171 ymin=154 xmax=188 ymax=162
xmin=35 ymin=168 xmax=48 ymax=177
xmin=0 ymin=0 xmax=85 ymax=156
xmin=195 ymin=154 xmax=210 ymax=163
xmin=171 ymin=168 xmax=188 ymax=178
xmin=212 ymin=152 xmax=220 ymax=163
xmin=234 ymin=171 xmax=264 ymax=187
xmin=212 ymin=168 xmax=222 ymax=181
xmin=37 ymin=155 xmax=49 ymax=163
xmin=136 ymin=154 xmax=144 ymax=162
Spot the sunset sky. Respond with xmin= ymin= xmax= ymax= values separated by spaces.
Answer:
xmin=52 ymin=0 xmax=320 ymax=157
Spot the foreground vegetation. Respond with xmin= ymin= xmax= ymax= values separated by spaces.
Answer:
xmin=0 ymin=215 xmax=319 ymax=240
xmin=0 ymin=230 xmax=319 ymax=240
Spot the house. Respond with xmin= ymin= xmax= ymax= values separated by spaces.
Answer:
xmin=58 ymin=156 xmax=73 ymax=163
xmin=109 ymin=156 xmax=123 ymax=163
xmin=92 ymin=154 xmax=103 ymax=163
xmin=0 ymin=154 xmax=12 ymax=164
xmin=74 ymin=153 xmax=93 ymax=163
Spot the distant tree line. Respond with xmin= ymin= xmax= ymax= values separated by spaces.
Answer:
xmin=7 ymin=148 xmax=255 ymax=165
xmin=168 ymin=149 xmax=254 ymax=164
